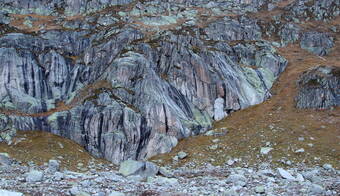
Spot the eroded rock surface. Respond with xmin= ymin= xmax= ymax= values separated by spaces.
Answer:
xmin=296 ymin=66 xmax=340 ymax=109
xmin=0 ymin=0 xmax=292 ymax=164
xmin=0 ymin=0 xmax=338 ymax=164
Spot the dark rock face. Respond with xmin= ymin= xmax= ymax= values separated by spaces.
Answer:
xmin=0 ymin=0 xmax=297 ymax=164
xmin=300 ymin=32 xmax=334 ymax=56
xmin=279 ymin=23 xmax=301 ymax=45
xmin=296 ymin=66 xmax=340 ymax=109
xmin=286 ymin=0 xmax=340 ymax=21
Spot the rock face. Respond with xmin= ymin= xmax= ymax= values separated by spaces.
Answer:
xmin=296 ymin=66 xmax=339 ymax=109
xmin=0 ymin=0 xmax=291 ymax=164
xmin=300 ymin=32 xmax=334 ymax=56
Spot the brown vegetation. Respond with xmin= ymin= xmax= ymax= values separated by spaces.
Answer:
xmin=0 ymin=131 xmax=112 ymax=171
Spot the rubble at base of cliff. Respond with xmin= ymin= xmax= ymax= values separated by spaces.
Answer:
xmin=0 ymin=155 xmax=339 ymax=196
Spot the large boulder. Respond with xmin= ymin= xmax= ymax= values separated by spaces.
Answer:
xmin=25 ymin=170 xmax=44 ymax=183
xmin=118 ymin=160 xmax=159 ymax=178
xmin=296 ymin=66 xmax=340 ymax=109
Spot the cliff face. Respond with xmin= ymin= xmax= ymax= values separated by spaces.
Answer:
xmin=0 ymin=0 xmax=338 ymax=164
xmin=296 ymin=66 xmax=340 ymax=109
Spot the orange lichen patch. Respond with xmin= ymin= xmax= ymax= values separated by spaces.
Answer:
xmin=9 ymin=14 xmax=62 ymax=32
xmin=0 ymin=131 xmax=111 ymax=171
xmin=0 ymin=80 xmax=112 ymax=118
xmin=151 ymin=43 xmax=340 ymax=169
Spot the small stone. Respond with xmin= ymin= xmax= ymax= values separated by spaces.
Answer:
xmin=54 ymin=172 xmax=64 ymax=181
xmin=223 ymin=189 xmax=238 ymax=196
xmin=159 ymin=167 xmax=173 ymax=177
xmin=58 ymin=142 xmax=64 ymax=149
xmin=212 ymin=139 xmax=220 ymax=143
xmin=177 ymin=151 xmax=188 ymax=159
xmin=260 ymin=147 xmax=273 ymax=155
xmin=255 ymin=186 xmax=265 ymax=194
xmin=258 ymin=169 xmax=276 ymax=177
xmin=118 ymin=11 xmax=127 ymax=17
xmin=204 ymin=130 xmax=215 ymax=136
xmin=109 ymin=191 xmax=125 ymax=196
xmin=308 ymin=143 xmax=314 ymax=147
xmin=296 ymin=173 xmax=304 ymax=182
xmin=26 ymin=170 xmax=44 ymax=183
xmin=0 ymin=153 xmax=11 ymax=165
xmin=226 ymin=174 xmax=247 ymax=184
xmin=0 ymin=153 xmax=9 ymax=157
xmin=277 ymin=168 xmax=295 ymax=180
xmin=47 ymin=160 xmax=60 ymax=173
xmin=172 ymin=156 xmax=179 ymax=162
xmin=295 ymin=148 xmax=305 ymax=153
xmin=209 ymin=144 xmax=219 ymax=150
xmin=323 ymin=164 xmax=333 ymax=170
xmin=69 ymin=186 xmax=79 ymax=195
xmin=147 ymin=176 xmax=178 ymax=184
xmin=126 ymin=175 xmax=144 ymax=182
xmin=0 ymin=190 xmax=23 ymax=196
xmin=77 ymin=192 xmax=91 ymax=196
xmin=309 ymin=184 xmax=325 ymax=195
xmin=227 ymin=159 xmax=235 ymax=166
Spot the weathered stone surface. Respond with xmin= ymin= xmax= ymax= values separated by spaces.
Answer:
xmin=286 ymin=0 xmax=340 ymax=21
xmin=0 ymin=114 xmax=16 ymax=144
xmin=296 ymin=66 xmax=339 ymax=109
xmin=25 ymin=170 xmax=44 ymax=182
xmin=260 ymin=147 xmax=273 ymax=155
xmin=47 ymin=160 xmax=60 ymax=174
xmin=0 ymin=190 xmax=23 ymax=196
xmin=109 ymin=192 xmax=125 ymax=196
xmin=300 ymin=32 xmax=334 ymax=56
xmin=279 ymin=23 xmax=301 ymax=45
xmin=0 ymin=153 xmax=12 ymax=166
xmin=118 ymin=160 xmax=158 ymax=178
xmin=0 ymin=0 xmax=290 ymax=164
xmin=277 ymin=168 xmax=295 ymax=180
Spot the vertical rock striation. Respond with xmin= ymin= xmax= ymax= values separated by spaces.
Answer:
xmin=0 ymin=0 xmax=290 ymax=164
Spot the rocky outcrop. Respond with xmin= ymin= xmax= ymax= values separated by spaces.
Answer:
xmin=0 ymin=114 xmax=16 ymax=144
xmin=286 ymin=0 xmax=340 ymax=21
xmin=296 ymin=66 xmax=340 ymax=109
xmin=300 ymin=32 xmax=334 ymax=56
xmin=0 ymin=1 xmax=291 ymax=164
xmin=279 ymin=23 xmax=301 ymax=46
